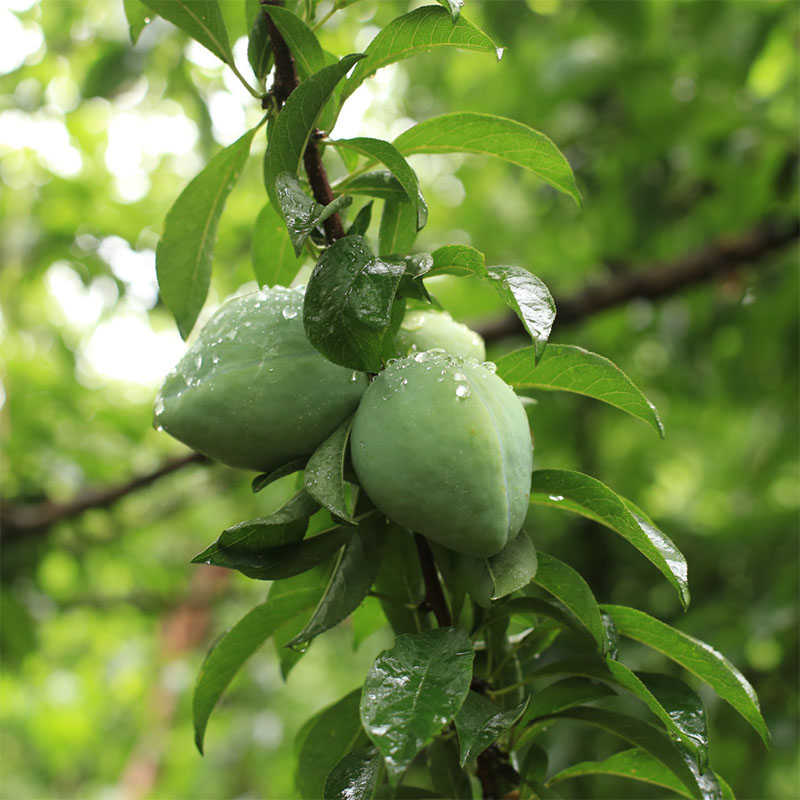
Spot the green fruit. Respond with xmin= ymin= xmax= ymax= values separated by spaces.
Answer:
xmin=394 ymin=309 xmax=486 ymax=361
xmin=351 ymin=352 xmax=532 ymax=557
xmin=154 ymin=286 xmax=368 ymax=472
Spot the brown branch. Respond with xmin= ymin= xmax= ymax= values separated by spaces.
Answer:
xmin=478 ymin=216 xmax=800 ymax=342
xmin=0 ymin=452 xmax=207 ymax=541
xmin=413 ymin=533 xmax=452 ymax=628
xmin=262 ymin=0 xmax=345 ymax=241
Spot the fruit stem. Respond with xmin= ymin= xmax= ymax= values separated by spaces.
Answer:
xmin=413 ymin=533 xmax=452 ymax=628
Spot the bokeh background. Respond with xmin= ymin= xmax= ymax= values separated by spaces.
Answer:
xmin=1 ymin=1 xmax=797 ymax=798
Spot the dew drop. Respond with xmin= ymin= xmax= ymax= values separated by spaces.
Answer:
xmin=244 ymin=320 xmax=252 ymax=327
xmin=194 ymin=355 xmax=203 ymax=369
xmin=481 ymin=360 xmax=497 ymax=373
xmin=386 ymin=358 xmax=398 ymax=366
xmin=282 ymin=307 xmax=298 ymax=320
xmin=350 ymin=370 xmax=360 ymax=382
xmin=495 ymin=47 xmax=506 ymax=61
xmin=225 ymin=329 xmax=237 ymax=341
xmin=211 ymin=355 xmax=219 ymax=365
xmin=456 ymin=384 xmax=471 ymax=398
xmin=154 ymin=397 xmax=165 ymax=416
xmin=548 ymin=494 xmax=564 ymax=502
xmin=453 ymin=371 xmax=467 ymax=382
xmin=154 ymin=424 xmax=164 ymax=432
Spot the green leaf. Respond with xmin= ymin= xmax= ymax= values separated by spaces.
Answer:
xmin=157 ymin=128 xmax=256 ymax=339
xmin=435 ymin=0 xmax=464 ymax=22
xmin=192 ymin=489 xmax=317 ymax=563
xmin=486 ymin=266 xmax=555 ymax=360
xmin=324 ymin=747 xmax=383 ymax=800
xmin=495 ymin=344 xmax=664 ymax=437
xmin=304 ymin=235 xmax=405 ymax=371
xmin=347 ymin=202 xmax=374 ymax=237
xmin=548 ymin=748 xmax=695 ymax=798
xmin=193 ymin=563 xmax=331 ymax=754
xmin=342 ymin=6 xmax=498 ymax=103
xmin=252 ymin=202 xmax=305 ymax=288
xmin=459 ymin=530 xmax=538 ymax=607
xmin=429 ymin=244 xmax=488 ymax=279
xmin=378 ymin=198 xmax=418 ymax=257
xmin=529 ymin=470 xmax=690 ymax=609
xmin=305 ymin=415 xmax=356 ymax=521
xmin=454 ymin=691 xmax=527 ymax=766
xmin=296 ymin=689 xmax=370 ymax=799
xmin=261 ymin=3 xmax=325 ymax=79
xmin=491 ymin=597 xmax=591 ymax=645
xmin=265 ymin=53 xmax=365 ymax=211
xmin=537 ymin=707 xmax=704 ymax=799
xmin=275 ymin=172 xmax=353 ymax=255
xmin=288 ymin=514 xmax=386 ymax=646
xmin=329 ymin=138 xmax=427 ymax=230
xmin=123 ymin=0 xmax=151 ymax=44
xmin=531 ymin=552 xmax=606 ymax=651
xmin=393 ymin=112 xmax=581 ymax=206
xmin=361 ymin=627 xmax=474 ymax=784
xmin=252 ymin=457 xmax=308 ymax=493
xmin=196 ymin=520 xmax=353 ymax=581
xmin=602 ymin=604 xmax=770 ymax=747
xmin=247 ymin=11 xmax=272 ymax=83
xmin=141 ymin=0 xmax=234 ymax=65
xmin=427 ymin=738 xmax=472 ymax=799
xmin=339 ymin=171 xmax=408 ymax=201
xmin=522 ymin=677 xmax=615 ymax=723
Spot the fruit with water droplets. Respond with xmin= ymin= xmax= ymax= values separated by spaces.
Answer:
xmin=394 ymin=308 xmax=485 ymax=361
xmin=351 ymin=352 xmax=532 ymax=557
xmin=154 ymin=287 xmax=368 ymax=471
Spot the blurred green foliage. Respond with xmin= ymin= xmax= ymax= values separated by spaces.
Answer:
xmin=1 ymin=0 xmax=797 ymax=798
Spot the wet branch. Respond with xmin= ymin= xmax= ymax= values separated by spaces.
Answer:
xmin=413 ymin=533 xmax=451 ymax=628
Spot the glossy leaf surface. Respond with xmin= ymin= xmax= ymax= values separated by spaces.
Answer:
xmin=304 ymin=235 xmax=405 ymax=371
xmin=522 ymin=677 xmax=615 ymax=723
xmin=487 ymin=266 xmax=556 ymax=360
xmin=427 ymin=738 xmax=472 ymax=799
xmin=495 ymin=344 xmax=664 ymax=436
xmin=360 ymin=627 xmax=474 ymax=783
xmin=393 ymin=112 xmax=580 ymax=205
xmin=378 ymin=198 xmax=418 ymax=257
xmin=193 ymin=563 xmax=331 ymax=753
xmin=342 ymin=6 xmax=497 ymax=102
xmin=123 ymin=0 xmax=151 ymax=44
xmin=339 ymin=171 xmax=407 ymax=200
xmin=454 ymin=690 xmax=527 ymax=766
xmin=324 ymin=746 xmax=382 ymax=800
xmin=603 ymin=604 xmax=770 ymax=746
xmin=529 ymin=470 xmax=690 ymax=608
xmin=251 ymin=457 xmax=308 ymax=494
xmin=304 ymin=415 xmax=355 ymax=521
xmin=429 ymin=244 xmax=488 ymax=279
xmin=260 ymin=3 xmax=325 ymax=78
xmin=157 ymin=128 xmax=255 ymax=338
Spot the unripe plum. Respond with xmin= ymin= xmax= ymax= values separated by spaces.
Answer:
xmin=394 ymin=309 xmax=486 ymax=361
xmin=154 ymin=286 xmax=368 ymax=472
xmin=351 ymin=352 xmax=532 ymax=557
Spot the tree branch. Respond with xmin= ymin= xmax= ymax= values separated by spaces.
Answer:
xmin=0 ymin=452 xmax=207 ymax=541
xmin=262 ymin=0 xmax=345 ymax=242
xmin=478 ymin=216 xmax=799 ymax=342
xmin=413 ymin=533 xmax=451 ymax=627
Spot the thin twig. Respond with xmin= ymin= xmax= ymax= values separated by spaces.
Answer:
xmin=478 ymin=216 xmax=800 ymax=341
xmin=413 ymin=533 xmax=451 ymax=628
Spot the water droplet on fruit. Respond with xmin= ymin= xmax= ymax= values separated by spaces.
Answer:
xmin=453 ymin=371 xmax=467 ymax=382
xmin=211 ymin=355 xmax=219 ymax=365
xmin=225 ymin=329 xmax=237 ymax=341
xmin=481 ymin=360 xmax=497 ymax=373
xmin=282 ymin=307 xmax=298 ymax=320
xmin=350 ymin=371 xmax=360 ymax=381
xmin=194 ymin=355 xmax=203 ymax=369
xmin=456 ymin=384 xmax=470 ymax=398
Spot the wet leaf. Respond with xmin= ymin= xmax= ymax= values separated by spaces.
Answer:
xmin=305 ymin=415 xmax=355 ymax=521
xmin=339 ymin=171 xmax=408 ymax=201
xmin=123 ymin=0 xmax=151 ymax=44
xmin=454 ymin=690 xmax=528 ymax=766
xmin=252 ymin=202 xmax=305 ymax=288
xmin=603 ymin=604 xmax=770 ymax=746
xmin=427 ymin=738 xmax=472 ymax=799
xmin=429 ymin=244 xmax=488 ymax=279
xmin=528 ymin=470 xmax=690 ymax=609
xmin=495 ymin=344 xmax=664 ymax=437
xmin=324 ymin=746 xmax=383 ymax=800
xmin=361 ymin=627 xmax=474 ymax=784
xmin=521 ymin=677 xmax=614 ymax=723
xmin=379 ymin=198 xmax=418 ymax=257
xmin=252 ymin=457 xmax=308 ymax=493
xmin=261 ymin=3 xmax=325 ymax=78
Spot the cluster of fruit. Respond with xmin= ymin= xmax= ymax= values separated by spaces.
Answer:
xmin=155 ymin=286 xmax=532 ymax=558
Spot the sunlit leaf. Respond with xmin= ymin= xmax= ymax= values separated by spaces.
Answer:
xmin=157 ymin=128 xmax=256 ymax=338
xmin=394 ymin=112 xmax=580 ymax=206
xmin=529 ymin=470 xmax=690 ymax=608
xmin=342 ymin=6 xmax=497 ymax=102
xmin=429 ymin=244 xmax=488 ymax=279
xmin=495 ymin=344 xmax=664 ymax=437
